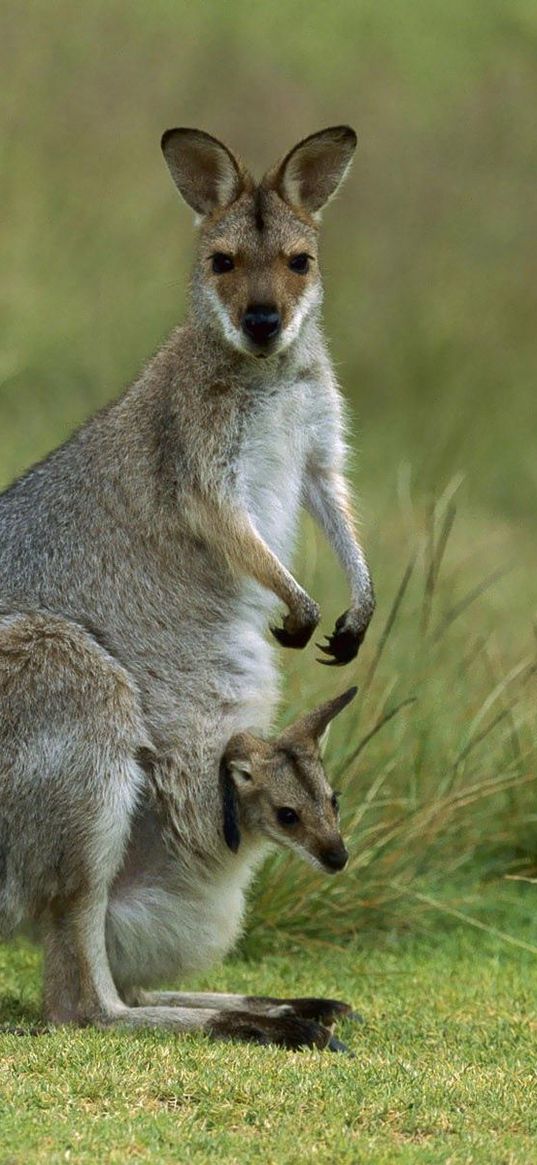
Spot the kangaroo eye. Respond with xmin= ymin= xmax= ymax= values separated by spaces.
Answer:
xmin=277 ymin=807 xmax=300 ymax=827
xmin=212 ymin=253 xmax=235 ymax=274
xmin=288 ymin=253 xmax=310 ymax=275
xmin=331 ymin=792 xmax=340 ymax=811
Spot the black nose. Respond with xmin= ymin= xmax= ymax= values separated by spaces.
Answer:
xmin=322 ymin=846 xmax=349 ymax=873
xmin=242 ymin=305 xmax=281 ymax=346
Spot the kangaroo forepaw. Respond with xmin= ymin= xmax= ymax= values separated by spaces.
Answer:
xmin=271 ymin=622 xmax=316 ymax=649
xmin=317 ymin=608 xmax=369 ymax=666
xmin=270 ymin=606 xmax=319 ymax=650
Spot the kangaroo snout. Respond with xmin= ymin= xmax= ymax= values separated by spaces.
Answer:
xmin=242 ymin=304 xmax=281 ymax=348
xmin=321 ymin=843 xmax=349 ymax=873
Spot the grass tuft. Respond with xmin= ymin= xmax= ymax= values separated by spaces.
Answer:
xmin=249 ymin=506 xmax=537 ymax=948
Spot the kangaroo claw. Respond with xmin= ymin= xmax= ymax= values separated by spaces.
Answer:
xmin=316 ymin=612 xmax=367 ymax=666
xmin=327 ymin=1035 xmax=355 ymax=1056
xmin=316 ymin=639 xmax=346 ymax=666
xmin=271 ymin=622 xmax=316 ymax=650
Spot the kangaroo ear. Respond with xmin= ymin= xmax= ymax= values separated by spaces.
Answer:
xmin=284 ymin=686 xmax=358 ymax=745
xmin=268 ymin=126 xmax=357 ymax=216
xmin=161 ymin=128 xmax=247 ymax=217
xmin=219 ymin=757 xmax=241 ymax=854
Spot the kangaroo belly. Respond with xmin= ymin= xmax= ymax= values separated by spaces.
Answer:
xmin=105 ymin=813 xmax=265 ymax=992
xmin=106 ymin=879 xmax=247 ymax=991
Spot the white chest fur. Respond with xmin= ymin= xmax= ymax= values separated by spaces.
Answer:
xmin=239 ymin=379 xmax=309 ymax=563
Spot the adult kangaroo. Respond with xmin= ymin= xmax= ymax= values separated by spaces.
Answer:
xmin=0 ymin=127 xmax=374 ymax=1046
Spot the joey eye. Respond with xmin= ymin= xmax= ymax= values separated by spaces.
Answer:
xmin=288 ymin=253 xmax=310 ymax=275
xmin=277 ymin=807 xmax=300 ymax=827
xmin=212 ymin=253 xmax=235 ymax=274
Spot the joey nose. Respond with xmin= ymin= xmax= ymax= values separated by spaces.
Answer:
xmin=242 ymin=305 xmax=281 ymax=346
xmin=322 ymin=845 xmax=349 ymax=873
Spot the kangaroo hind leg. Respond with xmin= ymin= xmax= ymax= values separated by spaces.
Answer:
xmin=130 ymin=989 xmax=356 ymax=1025
xmin=0 ymin=610 xmax=149 ymax=1024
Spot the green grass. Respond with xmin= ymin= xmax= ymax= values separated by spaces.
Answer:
xmin=1 ymin=2 xmax=537 ymax=1161
xmin=2 ymin=899 xmax=536 ymax=1165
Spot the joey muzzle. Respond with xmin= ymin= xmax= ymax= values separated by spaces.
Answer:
xmin=320 ymin=842 xmax=349 ymax=873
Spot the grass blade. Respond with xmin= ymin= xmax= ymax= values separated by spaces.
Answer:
xmin=364 ymin=557 xmax=416 ymax=688
xmin=432 ymin=565 xmax=511 ymax=643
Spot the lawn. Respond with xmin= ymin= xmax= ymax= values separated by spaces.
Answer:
xmin=1 ymin=892 xmax=536 ymax=1165
xmin=1 ymin=1 xmax=537 ymax=1162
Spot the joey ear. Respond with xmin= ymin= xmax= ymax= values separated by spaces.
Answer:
xmin=161 ymin=128 xmax=247 ymax=217
xmin=319 ymin=722 xmax=331 ymax=757
xmin=219 ymin=757 xmax=241 ymax=854
xmin=268 ymin=126 xmax=357 ymax=216
xmin=227 ymin=756 xmax=253 ymax=786
xmin=223 ymin=732 xmax=258 ymax=783
xmin=284 ymin=686 xmax=358 ymax=745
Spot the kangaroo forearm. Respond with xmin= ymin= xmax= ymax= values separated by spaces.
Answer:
xmin=304 ymin=473 xmax=374 ymax=612
xmin=186 ymin=493 xmax=312 ymax=616
xmin=225 ymin=514 xmax=307 ymax=613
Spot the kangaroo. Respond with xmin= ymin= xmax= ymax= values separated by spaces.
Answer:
xmin=0 ymin=628 xmax=357 ymax=1050
xmin=0 ymin=127 xmax=373 ymax=745
xmin=0 ymin=126 xmax=373 ymax=1047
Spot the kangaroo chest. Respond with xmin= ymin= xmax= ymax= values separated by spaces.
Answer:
xmin=239 ymin=380 xmax=308 ymax=562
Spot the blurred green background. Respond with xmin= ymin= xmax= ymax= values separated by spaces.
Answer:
xmin=1 ymin=0 xmax=536 ymax=934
